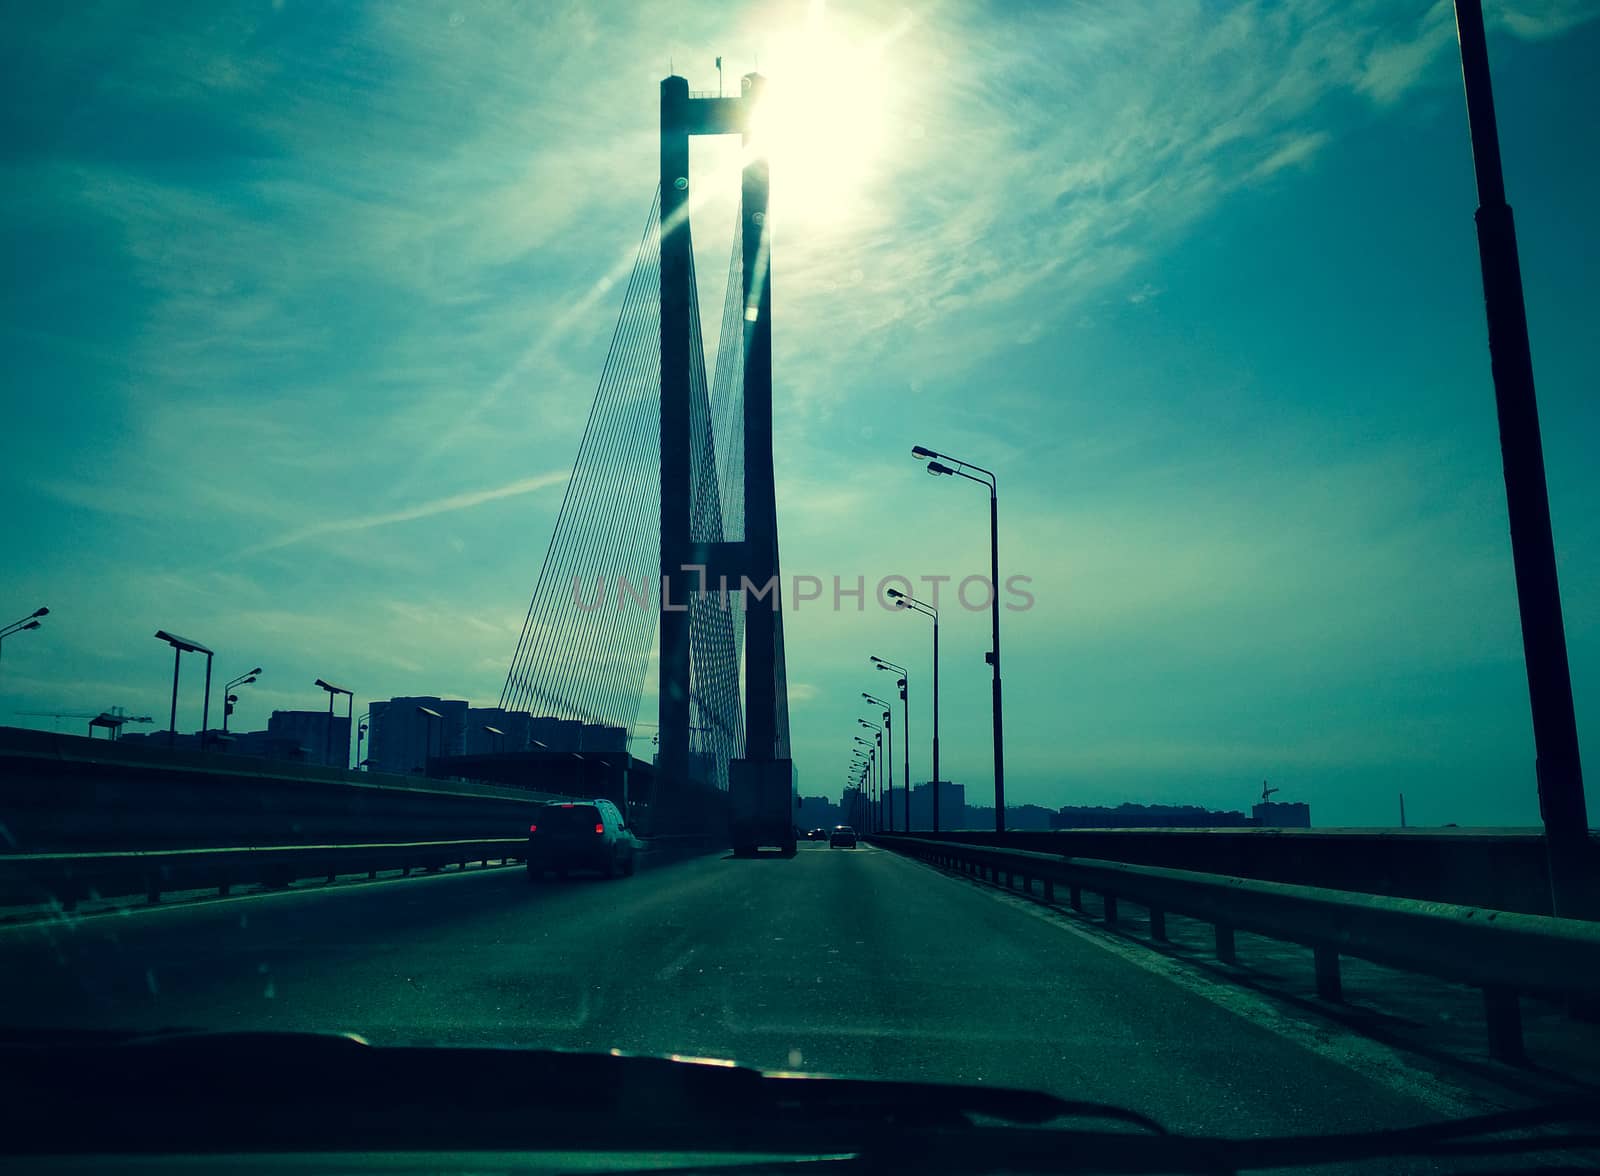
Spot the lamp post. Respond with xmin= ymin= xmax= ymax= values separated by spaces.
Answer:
xmin=872 ymin=656 xmax=912 ymax=832
xmin=1450 ymin=1 xmax=1591 ymax=918
xmin=315 ymin=679 xmax=353 ymax=768
xmin=0 ymin=607 xmax=47 ymax=686
xmin=356 ymin=711 xmax=370 ymax=768
xmin=854 ymin=736 xmax=876 ymax=831
xmin=848 ymin=759 xmax=869 ymax=829
xmin=220 ymin=668 xmax=261 ymax=738
xmin=886 ymin=588 xmax=940 ymax=832
xmin=914 ymin=443 xmax=1005 ymax=834
xmin=857 ymin=718 xmax=882 ymax=833
xmin=483 ymin=724 xmax=506 ymax=753
xmin=865 ymin=694 xmax=895 ymax=833
xmin=154 ymin=630 xmax=213 ymax=749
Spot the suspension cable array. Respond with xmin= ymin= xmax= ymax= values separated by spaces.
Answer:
xmin=500 ymin=188 xmax=748 ymax=786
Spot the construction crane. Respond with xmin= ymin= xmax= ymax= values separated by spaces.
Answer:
xmin=15 ymin=708 xmax=155 ymax=738
xmin=1260 ymin=779 xmax=1280 ymax=803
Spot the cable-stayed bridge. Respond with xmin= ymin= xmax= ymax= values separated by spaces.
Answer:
xmin=498 ymin=73 xmax=789 ymax=811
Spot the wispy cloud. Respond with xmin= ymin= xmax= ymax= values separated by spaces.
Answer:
xmin=237 ymin=470 xmax=569 ymax=557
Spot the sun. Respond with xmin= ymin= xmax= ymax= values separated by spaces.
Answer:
xmin=744 ymin=9 xmax=898 ymax=231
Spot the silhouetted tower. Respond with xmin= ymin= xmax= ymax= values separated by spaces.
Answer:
xmin=658 ymin=72 xmax=789 ymax=806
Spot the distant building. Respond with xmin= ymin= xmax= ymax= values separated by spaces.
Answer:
xmin=265 ymin=709 xmax=353 ymax=768
xmin=117 ymin=715 xmax=348 ymax=767
xmin=878 ymin=781 xmax=966 ymax=831
xmin=797 ymin=795 xmax=840 ymax=829
xmin=463 ymin=707 xmax=534 ymax=756
xmin=839 ymin=786 xmax=869 ymax=829
xmin=1253 ymin=800 xmax=1311 ymax=828
xmin=367 ymin=697 xmax=469 ymax=774
xmin=1051 ymin=803 xmax=1252 ymax=829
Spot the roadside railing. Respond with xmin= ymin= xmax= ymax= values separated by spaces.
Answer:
xmin=0 ymin=838 xmax=530 ymax=911
xmin=0 ymin=831 xmax=729 ymax=915
xmin=873 ymin=834 xmax=1600 ymax=1063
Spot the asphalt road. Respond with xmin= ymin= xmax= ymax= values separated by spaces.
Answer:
xmin=0 ymin=841 xmax=1468 ymax=1141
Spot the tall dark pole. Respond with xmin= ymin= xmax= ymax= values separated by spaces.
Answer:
xmin=884 ymin=711 xmax=893 ymax=834
xmin=1454 ymin=0 xmax=1592 ymax=918
xmin=658 ymin=75 xmax=692 ymax=806
xmin=200 ymin=651 xmax=213 ymax=749
xmin=989 ymin=487 xmax=1005 ymax=833
xmin=902 ymin=681 xmax=910 ymax=831
xmin=742 ymin=73 xmax=778 ymax=764
xmin=324 ymin=690 xmax=335 ymax=767
xmin=168 ymin=646 xmax=181 ymax=748
xmin=930 ymin=611 xmax=939 ymax=834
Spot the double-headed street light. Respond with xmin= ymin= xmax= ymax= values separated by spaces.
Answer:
xmin=0 ymin=607 xmax=48 ymax=686
xmin=315 ymin=678 xmax=353 ymax=768
xmin=220 ymin=667 xmax=261 ymax=740
xmin=885 ymin=588 xmax=941 ymax=831
xmin=871 ymin=656 xmax=913 ymax=832
xmin=913 ymin=443 xmax=1006 ymax=833
xmin=864 ymin=693 xmax=894 ymax=833
xmin=155 ymin=630 xmax=213 ymax=749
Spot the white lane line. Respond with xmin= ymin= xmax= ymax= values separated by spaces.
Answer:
xmin=655 ymin=946 xmax=698 ymax=982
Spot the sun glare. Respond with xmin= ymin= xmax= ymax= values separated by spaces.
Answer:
xmin=746 ymin=9 xmax=898 ymax=230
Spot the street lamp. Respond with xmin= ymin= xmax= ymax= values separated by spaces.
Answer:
xmin=857 ymin=718 xmax=882 ymax=833
xmin=914 ymin=443 xmax=1006 ymax=833
xmin=416 ymin=705 xmax=442 ymax=771
xmin=886 ymin=588 xmax=941 ymax=831
xmin=864 ymin=694 xmax=894 ymax=833
xmin=315 ymin=678 xmax=353 ymax=768
xmin=0 ymin=607 xmax=47 ymax=686
xmin=220 ymin=667 xmax=261 ymax=739
xmin=154 ymin=630 xmax=213 ymax=749
xmin=483 ymin=724 xmax=506 ymax=753
xmin=356 ymin=711 xmax=370 ymax=769
xmin=847 ymin=756 xmax=870 ymax=829
xmin=853 ymin=736 xmax=876 ymax=831
xmin=871 ymin=656 xmax=913 ymax=832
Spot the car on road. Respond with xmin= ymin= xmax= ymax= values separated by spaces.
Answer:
xmin=526 ymin=800 xmax=641 ymax=880
xmin=828 ymin=825 xmax=858 ymax=849
xmin=807 ymin=828 xmax=829 ymax=841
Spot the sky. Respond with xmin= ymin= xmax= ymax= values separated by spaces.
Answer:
xmin=3 ymin=0 xmax=1598 ymax=828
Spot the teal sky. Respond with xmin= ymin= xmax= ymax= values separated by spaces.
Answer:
xmin=3 ymin=1 xmax=1597 ymax=827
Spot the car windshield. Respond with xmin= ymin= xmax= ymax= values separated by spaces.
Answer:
xmin=3 ymin=0 xmax=1598 ymax=1161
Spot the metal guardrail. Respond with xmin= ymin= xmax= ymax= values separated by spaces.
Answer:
xmin=0 ymin=832 xmax=728 ymax=915
xmin=0 ymin=838 xmax=530 ymax=911
xmin=874 ymin=834 xmax=1600 ymax=1063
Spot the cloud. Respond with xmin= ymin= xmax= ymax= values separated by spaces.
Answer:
xmin=238 ymin=470 xmax=569 ymax=557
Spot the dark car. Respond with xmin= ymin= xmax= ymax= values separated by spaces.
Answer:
xmin=829 ymin=825 xmax=858 ymax=849
xmin=807 ymin=828 xmax=829 ymax=842
xmin=526 ymin=800 xmax=640 ymax=880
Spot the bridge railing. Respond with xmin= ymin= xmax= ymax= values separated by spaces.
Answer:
xmin=872 ymin=834 xmax=1600 ymax=1063
xmin=0 ymin=838 xmax=528 ymax=911
xmin=0 ymin=832 xmax=728 ymax=915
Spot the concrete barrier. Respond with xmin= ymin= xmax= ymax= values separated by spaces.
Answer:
xmin=0 ymin=726 xmax=560 ymax=853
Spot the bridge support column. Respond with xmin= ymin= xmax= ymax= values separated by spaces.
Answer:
xmin=658 ymin=75 xmax=692 ymax=809
xmin=740 ymin=73 xmax=779 ymax=763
